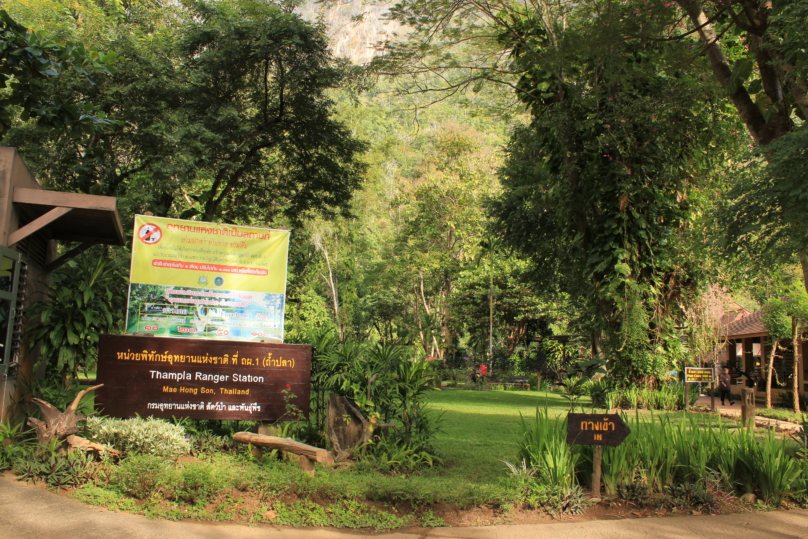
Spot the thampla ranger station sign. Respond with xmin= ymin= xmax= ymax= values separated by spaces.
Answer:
xmin=95 ymin=334 xmax=311 ymax=421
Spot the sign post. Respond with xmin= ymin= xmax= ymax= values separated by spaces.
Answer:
xmin=566 ymin=413 xmax=631 ymax=497
xmin=684 ymin=367 xmax=715 ymax=411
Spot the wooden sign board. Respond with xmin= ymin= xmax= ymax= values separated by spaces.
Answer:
xmin=685 ymin=367 xmax=714 ymax=383
xmin=566 ymin=413 xmax=630 ymax=446
xmin=95 ymin=334 xmax=311 ymax=421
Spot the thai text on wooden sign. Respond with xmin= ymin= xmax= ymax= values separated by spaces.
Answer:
xmin=95 ymin=334 xmax=311 ymax=421
xmin=684 ymin=367 xmax=714 ymax=383
xmin=566 ymin=413 xmax=631 ymax=446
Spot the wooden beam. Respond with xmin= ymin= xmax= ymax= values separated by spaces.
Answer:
xmin=13 ymin=187 xmax=117 ymax=212
xmin=110 ymin=210 xmax=126 ymax=246
xmin=232 ymin=432 xmax=334 ymax=465
xmin=45 ymin=241 xmax=94 ymax=273
xmin=8 ymin=206 xmax=72 ymax=246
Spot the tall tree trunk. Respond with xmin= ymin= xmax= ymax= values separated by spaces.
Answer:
xmin=793 ymin=319 xmax=802 ymax=414
xmin=800 ymin=253 xmax=808 ymax=295
xmin=766 ymin=338 xmax=778 ymax=409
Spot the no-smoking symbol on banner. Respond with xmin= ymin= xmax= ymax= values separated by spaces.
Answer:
xmin=138 ymin=223 xmax=162 ymax=244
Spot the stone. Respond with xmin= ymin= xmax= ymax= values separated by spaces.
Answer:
xmin=740 ymin=493 xmax=757 ymax=504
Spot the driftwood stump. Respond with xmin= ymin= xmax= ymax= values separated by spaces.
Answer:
xmin=232 ymin=432 xmax=333 ymax=475
xmin=326 ymin=394 xmax=371 ymax=462
xmin=325 ymin=394 xmax=396 ymax=462
xmin=27 ymin=384 xmax=102 ymax=452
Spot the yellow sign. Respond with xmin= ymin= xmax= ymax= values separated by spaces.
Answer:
xmin=126 ymin=216 xmax=290 ymax=342
xmin=685 ymin=367 xmax=714 ymax=383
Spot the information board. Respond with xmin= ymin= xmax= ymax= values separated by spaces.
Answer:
xmin=126 ymin=215 xmax=290 ymax=342
xmin=95 ymin=334 xmax=311 ymax=421
xmin=685 ymin=367 xmax=714 ymax=383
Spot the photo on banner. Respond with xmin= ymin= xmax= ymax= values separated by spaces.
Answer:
xmin=125 ymin=215 xmax=290 ymax=342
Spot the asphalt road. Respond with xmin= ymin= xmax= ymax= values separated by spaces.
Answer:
xmin=1 ymin=474 xmax=807 ymax=539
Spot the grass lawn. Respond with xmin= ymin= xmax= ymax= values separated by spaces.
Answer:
xmin=427 ymin=389 xmax=569 ymax=484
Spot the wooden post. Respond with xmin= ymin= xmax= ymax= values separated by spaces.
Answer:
xmin=685 ymin=382 xmax=689 ymax=411
xmin=252 ymin=422 xmax=275 ymax=459
xmin=741 ymin=387 xmax=755 ymax=428
xmin=591 ymin=445 xmax=602 ymax=497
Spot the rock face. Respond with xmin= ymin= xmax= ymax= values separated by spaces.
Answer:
xmin=326 ymin=393 xmax=371 ymax=461
xmin=296 ymin=1 xmax=403 ymax=64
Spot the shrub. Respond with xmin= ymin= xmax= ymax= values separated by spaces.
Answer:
xmin=778 ymin=391 xmax=808 ymax=410
xmin=85 ymin=416 xmax=190 ymax=458
xmin=591 ymin=383 xmax=697 ymax=411
xmin=0 ymin=421 xmax=35 ymax=471
xmin=740 ymin=428 xmax=803 ymax=507
xmin=520 ymin=483 xmax=588 ymax=514
xmin=516 ymin=408 xmax=805 ymax=507
xmin=111 ymin=454 xmax=179 ymax=500
xmin=516 ymin=408 xmax=581 ymax=489
xmin=177 ymin=461 xmax=232 ymax=503
xmin=14 ymin=439 xmax=96 ymax=490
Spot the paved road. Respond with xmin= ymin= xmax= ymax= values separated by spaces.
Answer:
xmin=2 ymin=474 xmax=807 ymax=539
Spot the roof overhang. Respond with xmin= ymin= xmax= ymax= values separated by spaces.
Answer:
xmin=9 ymin=187 xmax=126 ymax=271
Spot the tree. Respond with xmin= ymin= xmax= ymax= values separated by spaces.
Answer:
xmin=4 ymin=0 xmax=367 ymax=227
xmin=762 ymin=297 xmax=791 ymax=409
xmin=176 ymin=0 xmax=368 ymax=223
xmin=489 ymin=3 xmax=741 ymax=383
xmin=379 ymin=0 xmax=808 ymax=294
xmin=0 ymin=9 xmax=118 ymax=136
xmin=723 ymin=125 xmax=808 ymax=292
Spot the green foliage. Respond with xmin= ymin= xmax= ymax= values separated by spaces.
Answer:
xmin=0 ymin=9 xmax=119 ymax=136
xmin=515 ymin=408 xmax=806 ymax=507
xmin=85 ymin=416 xmax=190 ymax=459
xmin=5 ymin=0 xmax=367 ymax=226
xmin=110 ymin=454 xmax=178 ymax=500
xmin=664 ymin=482 xmax=719 ymax=513
xmin=14 ymin=439 xmax=97 ymax=490
xmin=273 ymin=499 xmax=410 ymax=530
xmin=603 ymin=417 xmax=800 ymax=507
xmin=176 ymin=461 xmax=233 ymax=504
xmin=519 ymin=482 xmax=588 ymax=515
xmin=361 ymin=436 xmax=442 ymax=472
xmin=306 ymin=328 xmax=440 ymax=459
xmin=589 ymin=382 xmax=696 ymax=411
xmin=419 ymin=510 xmax=446 ymax=527
xmin=28 ymin=253 xmax=125 ymax=381
xmin=491 ymin=2 xmax=739 ymax=383
xmin=70 ymin=485 xmax=138 ymax=512
xmin=0 ymin=421 xmax=35 ymax=471
xmin=515 ymin=408 xmax=580 ymax=490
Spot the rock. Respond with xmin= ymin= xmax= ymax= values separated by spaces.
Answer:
xmin=587 ymin=497 xmax=602 ymax=503
xmin=740 ymin=493 xmax=757 ymax=504
xmin=263 ymin=510 xmax=277 ymax=520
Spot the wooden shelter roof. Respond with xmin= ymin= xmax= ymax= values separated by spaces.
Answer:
xmin=9 ymin=187 xmax=125 ymax=271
